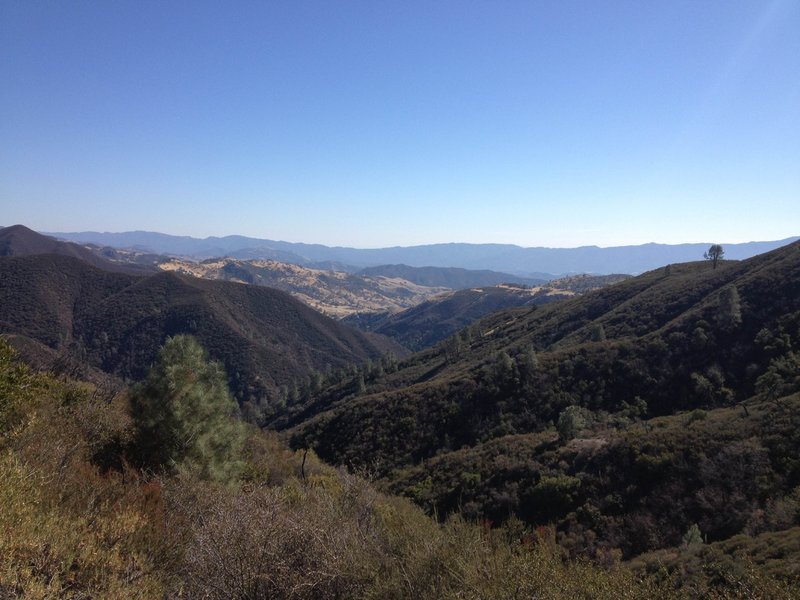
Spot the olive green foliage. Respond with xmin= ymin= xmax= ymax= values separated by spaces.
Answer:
xmin=717 ymin=285 xmax=742 ymax=330
xmin=4 ymin=336 xmax=800 ymax=597
xmin=130 ymin=334 xmax=245 ymax=483
xmin=0 ymin=339 xmax=38 ymax=432
xmin=682 ymin=523 xmax=703 ymax=547
xmin=557 ymin=405 xmax=589 ymax=442
xmin=633 ymin=527 xmax=800 ymax=597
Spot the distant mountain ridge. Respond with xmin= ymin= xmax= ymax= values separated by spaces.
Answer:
xmin=1 ymin=226 xmax=557 ymax=319
xmin=50 ymin=229 xmax=799 ymax=276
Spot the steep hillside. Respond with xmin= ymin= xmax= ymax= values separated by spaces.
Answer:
xmin=385 ymin=394 xmax=800 ymax=559
xmin=279 ymin=241 xmax=800 ymax=557
xmin=156 ymin=257 xmax=448 ymax=318
xmin=0 ymin=254 xmax=404 ymax=410
xmin=345 ymin=274 xmax=631 ymax=351
xmin=286 ymin=242 xmax=800 ymax=461
xmin=0 ymin=224 xmax=152 ymax=274
xmin=344 ymin=285 xmax=574 ymax=351
xmin=6 ymin=337 xmax=788 ymax=598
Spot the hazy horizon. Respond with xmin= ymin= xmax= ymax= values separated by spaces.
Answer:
xmin=2 ymin=2 xmax=798 ymax=247
xmin=31 ymin=225 xmax=795 ymax=253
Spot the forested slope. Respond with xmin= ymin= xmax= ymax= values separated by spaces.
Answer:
xmin=0 ymin=254 xmax=404 ymax=407
xmin=279 ymin=242 xmax=800 ymax=562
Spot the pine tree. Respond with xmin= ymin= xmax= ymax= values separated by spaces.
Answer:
xmin=717 ymin=285 xmax=742 ymax=330
xmin=130 ymin=335 xmax=244 ymax=483
xmin=682 ymin=523 xmax=703 ymax=547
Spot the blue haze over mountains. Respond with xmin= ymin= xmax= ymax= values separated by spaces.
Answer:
xmin=50 ymin=230 xmax=799 ymax=278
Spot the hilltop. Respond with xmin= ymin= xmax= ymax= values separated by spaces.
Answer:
xmin=0 ymin=224 xmax=153 ymax=274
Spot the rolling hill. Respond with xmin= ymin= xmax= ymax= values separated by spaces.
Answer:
xmin=154 ymin=257 xmax=450 ymax=318
xmin=276 ymin=240 xmax=800 ymax=558
xmin=342 ymin=284 xmax=572 ymax=351
xmin=0 ymin=253 xmax=404 ymax=411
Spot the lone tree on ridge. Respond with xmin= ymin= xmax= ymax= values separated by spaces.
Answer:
xmin=704 ymin=244 xmax=724 ymax=269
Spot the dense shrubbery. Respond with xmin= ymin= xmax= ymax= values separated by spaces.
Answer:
xmin=4 ymin=338 xmax=796 ymax=598
xmin=275 ymin=244 xmax=800 ymax=583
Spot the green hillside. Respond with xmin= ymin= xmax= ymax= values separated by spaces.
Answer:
xmin=279 ymin=242 xmax=800 ymax=562
xmin=342 ymin=284 xmax=565 ymax=351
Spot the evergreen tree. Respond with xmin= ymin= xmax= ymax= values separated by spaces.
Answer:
xmin=682 ymin=523 xmax=703 ymax=547
xmin=704 ymin=244 xmax=724 ymax=269
xmin=557 ymin=405 xmax=588 ymax=442
xmin=717 ymin=285 xmax=742 ymax=330
xmin=130 ymin=335 xmax=244 ymax=483
xmin=590 ymin=323 xmax=607 ymax=342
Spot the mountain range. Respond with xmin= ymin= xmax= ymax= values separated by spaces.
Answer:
xmin=49 ymin=229 xmax=799 ymax=276
xmin=0 ymin=229 xmax=405 ymax=408
xmin=2 ymin=222 xmax=800 ymax=588
xmin=0 ymin=226 xmax=626 ymax=357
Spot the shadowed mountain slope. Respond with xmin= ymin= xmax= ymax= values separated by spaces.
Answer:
xmin=343 ymin=285 xmax=572 ymax=351
xmin=0 ymin=254 xmax=404 ymax=406
xmin=275 ymin=241 xmax=800 ymax=560
xmin=356 ymin=264 xmax=551 ymax=287
xmin=281 ymin=240 xmax=800 ymax=474
xmin=0 ymin=224 xmax=152 ymax=274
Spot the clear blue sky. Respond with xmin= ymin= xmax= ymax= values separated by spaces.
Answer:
xmin=1 ymin=1 xmax=798 ymax=248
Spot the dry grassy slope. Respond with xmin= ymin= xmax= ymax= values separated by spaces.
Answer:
xmin=157 ymin=257 xmax=449 ymax=318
